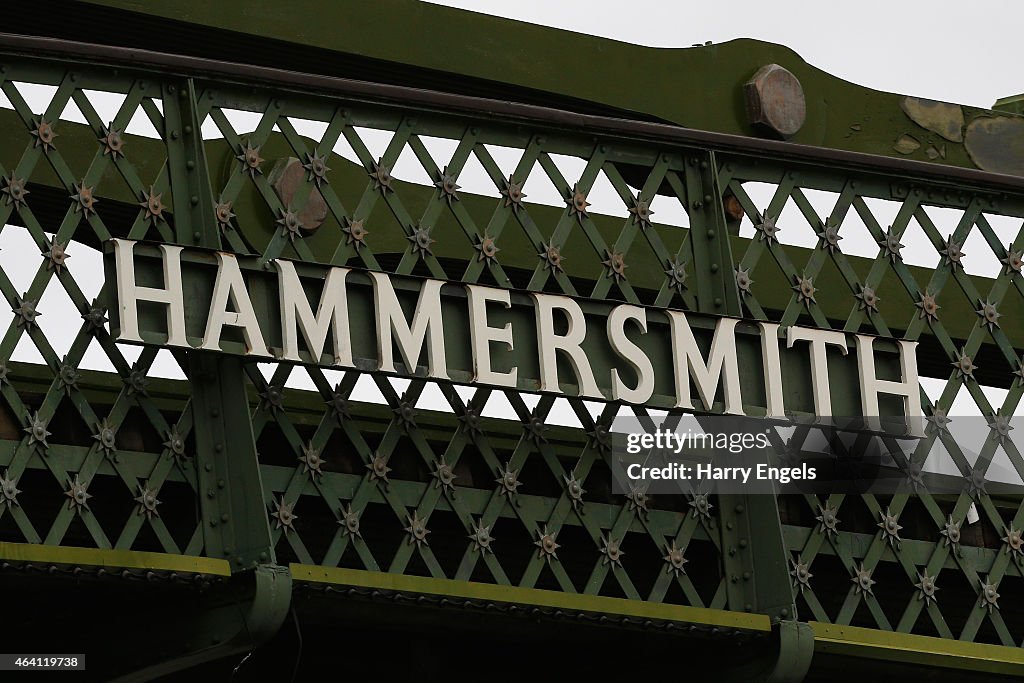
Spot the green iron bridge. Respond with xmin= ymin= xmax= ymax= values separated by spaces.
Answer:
xmin=1 ymin=1 xmax=1024 ymax=680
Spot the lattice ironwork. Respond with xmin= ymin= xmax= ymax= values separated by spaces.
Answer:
xmin=0 ymin=64 xmax=202 ymax=558
xmin=0 ymin=45 xmax=1021 ymax=652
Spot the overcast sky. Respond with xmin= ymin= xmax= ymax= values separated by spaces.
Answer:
xmin=423 ymin=0 xmax=1021 ymax=110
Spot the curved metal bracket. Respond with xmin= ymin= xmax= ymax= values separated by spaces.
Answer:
xmin=109 ymin=564 xmax=293 ymax=682
xmin=767 ymin=620 xmax=815 ymax=683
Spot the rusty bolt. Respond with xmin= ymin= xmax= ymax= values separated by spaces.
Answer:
xmin=269 ymin=157 xmax=328 ymax=232
xmin=744 ymin=64 xmax=806 ymax=139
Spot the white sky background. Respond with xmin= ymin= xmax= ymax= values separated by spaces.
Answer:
xmin=1 ymin=2 xmax=1022 ymax=478
xmin=424 ymin=0 xmax=1022 ymax=109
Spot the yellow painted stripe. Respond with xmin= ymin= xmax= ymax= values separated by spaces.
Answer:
xmin=0 ymin=542 xmax=230 ymax=576
xmin=290 ymin=563 xmax=771 ymax=632
xmin=811 ymin=621 xmax=1024 ymax=675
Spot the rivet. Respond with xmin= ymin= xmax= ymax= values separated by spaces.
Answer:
xmin=186 ymin=160 xmax=195 ymax=170
xmin=207 ymin=490 xmax=215 ymax=499
xmin=714 ymin=298 xmax=722 ymax=307
xmin=599 ymin=145 xmax=607 ymax=153
xmin=739 ymin=539 xmax=748 ymax=548
xmin=211 ymin=409 xmax=220 ymax=418
xmin=167 ymin=85 xmax=175 ymax=93
xmin=780 ymin=608 xmax=789 ymax=618
xmin=184 ymin=125 xmax=193 ymax=135
xmin=745 ymin=604 xmax=753 ymax=612
xmin=210 ymin=519 xmax=218 ymax=527
xmin=726 ymin=521 xmax=734 ymax=530
xmin=536 ymin=136 xmax=545 ymax=145
xmin=693 ymin=201 xmax=703 ymax=209
xmin=700 ymin=161 xmax=708 ymax=169
xmin=193 ymin=231 xmax=201 ymax=242
xmin=235 ymin=558 xmax=244 ymax=565
xmin=221 ymin=513 xmax=229 ymax=522
xmin=259 ymin=552 xmax=268 ymax=561
xmin=218 ymin=479 xmax=225 ymax=488
xmin=204 ymin=464 xmax=213 ymax=472
xmin=215 ymin=443 xmax=223 ymax=452
xmin=704 ymin=194 xmax=712 ymax=203
xmin=470 ymin=127 xmax=478 ymax=135
xmin=790 ymin=171 xmax=799 ymax=180
xmin=735 ymin=505 xmax=745 ymax=513
xmin=275 ymin=99 xmax=283 ymax=109
xmin=743 ymin=571 xmax=752 ymax=580
xmin=70 ymin=73 xmax=78 ymax=82
xmin=710 ymin=263 xmax=719 ymax=273
xmin=190 ymin=196 xmax=199 ymax=205
xmin=662 ymin=154 xmax=670 ymax=162
xmin=706 ymin=229 xmax=716 ymax=238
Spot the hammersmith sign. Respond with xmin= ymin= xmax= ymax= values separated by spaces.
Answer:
xmin=104 ymin=239 xmax=923 ymax=427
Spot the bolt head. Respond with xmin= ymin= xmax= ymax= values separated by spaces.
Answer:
xmin=215 ymin=202 xmax=235 ymax=224
xmin=36 ymin=121 xmax=55 ymax=143
xmin=744 ymin=64 xmax=806 ymax=138
xmin=104 ymin=131 xmax=123 ymax=152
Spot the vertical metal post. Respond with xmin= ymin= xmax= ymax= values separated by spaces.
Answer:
xmin=163 ymin=78 xmax=220 ymax=249
xmin=161 ymin=79 xmax=276 ymax=570
xmin=683 ymin=150 xmax=741 ymax=315
xmin=190 ymin=355 xmax=277 ymax=570
xmin=688 ymin=150 xmax=796 ymax=621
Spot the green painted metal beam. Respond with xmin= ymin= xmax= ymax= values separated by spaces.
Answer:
xmin=810 ymin=621 xmax=1024 ymax=677
xmin=77 ymin=0 xmax=1024 ymax=174
xmin=0 ymin=540 xmax=230 ymax=575
xmin=290 ymin=562 xmax=772 ymax=632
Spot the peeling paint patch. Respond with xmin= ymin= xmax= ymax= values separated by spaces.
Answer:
xmin=900 ymin=97 xmax=964 ymax=142
xmin=893 ymin=134 xmax=921 ymax=155
xmin=964 ymin=116 xmax=1024 ymax=176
